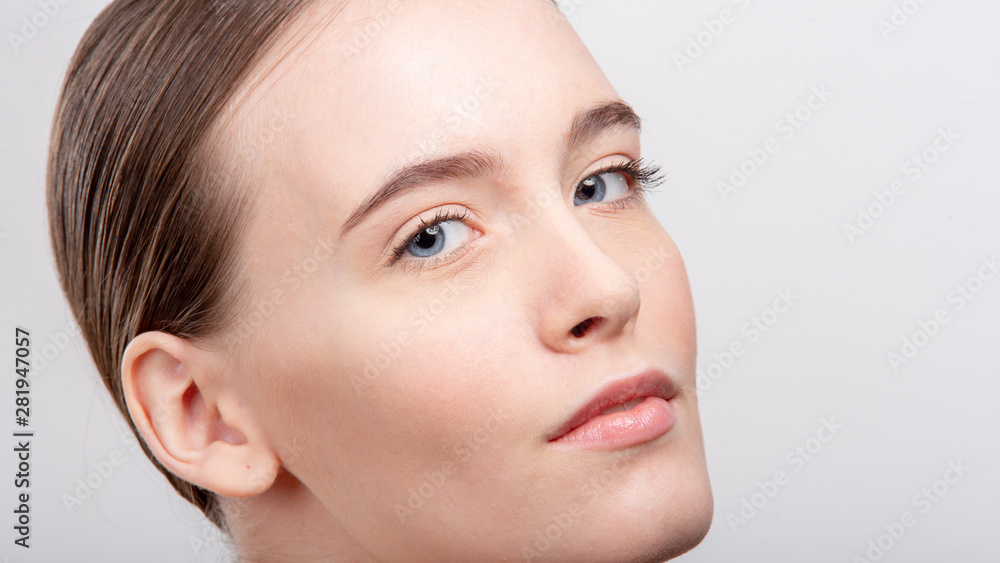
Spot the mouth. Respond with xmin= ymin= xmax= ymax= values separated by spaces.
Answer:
xmin=547 ymin=368 xmax=678 ymax=450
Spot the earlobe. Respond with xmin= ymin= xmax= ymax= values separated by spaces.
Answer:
xmin=121 ymin=331 xmax=280 ymax=497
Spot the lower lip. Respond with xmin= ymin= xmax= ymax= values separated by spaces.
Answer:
xmin=550 ymin=397 xmax=677 ymax=450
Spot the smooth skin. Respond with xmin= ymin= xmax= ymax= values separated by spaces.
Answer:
xmin=121 ymin=0 xmax=713 ymax=561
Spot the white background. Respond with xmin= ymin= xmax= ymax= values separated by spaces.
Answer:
xmin=1 ymin=0 xmax=998 ymax=561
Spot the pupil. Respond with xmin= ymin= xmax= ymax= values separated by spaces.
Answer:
xmin=415 ymin=225 xmax=440 ymax=249
xmin=580 ymin=178 xmax=597 ymax=200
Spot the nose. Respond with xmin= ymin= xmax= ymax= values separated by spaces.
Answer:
xmin=524 ymin=206 xmax=642 ymax=353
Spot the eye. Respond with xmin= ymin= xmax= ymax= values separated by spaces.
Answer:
xmin=572 ymin=158 xmax=665 ymax=209
xmin=573 ymin=171 xmax=631 ymax=206
xmin=391 ymin=208 xmax=476 ymax=264
xmin=406 ymin=220 xmax=470 ymax=258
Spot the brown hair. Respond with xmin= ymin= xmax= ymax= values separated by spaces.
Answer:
xmin=48 ymin=0 xmax=567 ymax=535
xmin=46 ymin=0 xmax=317 ymax=530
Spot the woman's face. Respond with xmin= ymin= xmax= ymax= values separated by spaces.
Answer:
xmin=216 ymin=0 xmax=712 ymax=559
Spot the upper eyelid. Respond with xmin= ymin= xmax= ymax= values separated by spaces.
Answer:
xmin=581 ymin=154 xmax=636 ymax=172
xmin=576 ymin=155 xmax=645 ymax=180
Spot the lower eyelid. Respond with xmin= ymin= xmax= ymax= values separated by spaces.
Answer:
xmin=397 ymin=234 xmax=480 ymax=273
xmin=596 ymin=182 xmax=647 ymax=211
xmin=608 ymin=192 xmax=644 ymax=210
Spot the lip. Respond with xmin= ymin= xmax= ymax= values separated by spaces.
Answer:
xmin=547 ymin=368 xmax=679 ymax=450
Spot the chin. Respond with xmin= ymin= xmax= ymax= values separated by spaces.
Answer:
xmin=647 ymin=493 xmax=714 ymax=562
xmin=625 ymin=473 xmax=714 ymax=563
xmin=548 ymin=457 xmax=713 ymax=563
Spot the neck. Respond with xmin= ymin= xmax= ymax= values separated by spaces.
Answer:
xmin=220 ymin=469 xmax=375 ymax=562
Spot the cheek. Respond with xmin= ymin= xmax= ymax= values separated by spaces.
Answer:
xmin=239 ymin=275 xmax=522 ymax=484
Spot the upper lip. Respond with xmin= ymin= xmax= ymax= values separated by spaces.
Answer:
xmin=547 ymin=367 xmax=678 ymax=442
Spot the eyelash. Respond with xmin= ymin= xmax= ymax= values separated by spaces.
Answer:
xmin=388 ymin=158 xmax=666 ymax=269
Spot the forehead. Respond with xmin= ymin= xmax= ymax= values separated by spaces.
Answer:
xmin=226 ymin=0 xmax=618 ymax=170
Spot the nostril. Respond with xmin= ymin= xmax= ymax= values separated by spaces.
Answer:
xmin=570 ymin=317 xmax=600 ymax=338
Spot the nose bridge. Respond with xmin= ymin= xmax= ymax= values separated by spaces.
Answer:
xmin=514 ymin=195 xmax=641 ymax=351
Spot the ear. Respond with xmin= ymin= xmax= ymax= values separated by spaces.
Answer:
xmin=121 ymin=331 xmax=280 ymax=497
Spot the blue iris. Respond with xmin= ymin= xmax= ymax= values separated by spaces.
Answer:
xmin=574 ymin=174 xmax=606 ymax=206
xmin=407 ymin=224 xmax=445 ymax=257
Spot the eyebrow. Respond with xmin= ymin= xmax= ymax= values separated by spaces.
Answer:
xmin=338 ymin=100 xmax=642 ymax=239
